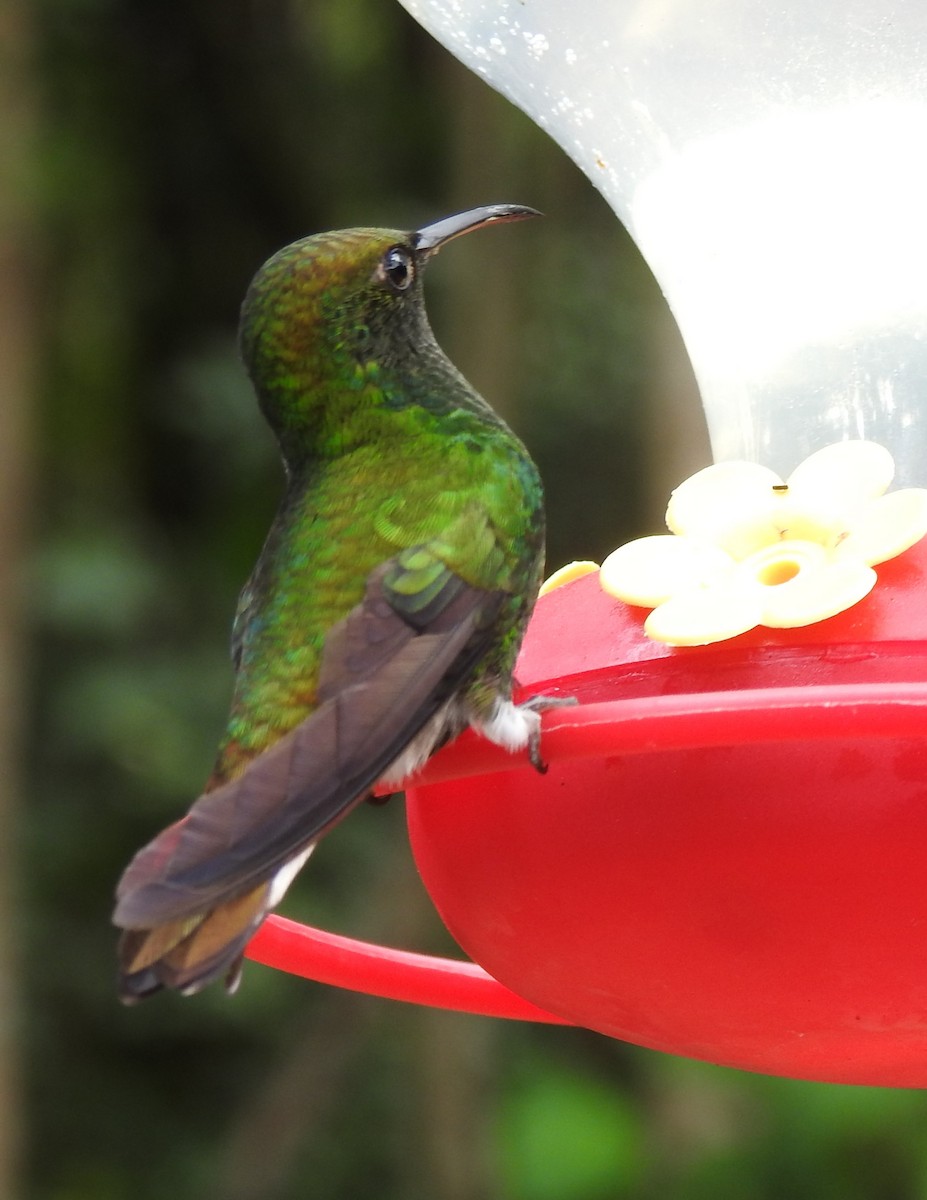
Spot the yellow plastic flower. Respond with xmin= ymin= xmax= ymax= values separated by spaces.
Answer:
xmin=599 ymin=441 xmax=927 ymax=646
xmin=539 ymin=560 xmax=599 ymax=596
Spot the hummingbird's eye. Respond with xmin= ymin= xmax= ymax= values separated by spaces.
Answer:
xmin=379 ymin=246 xmax=415 ymax=293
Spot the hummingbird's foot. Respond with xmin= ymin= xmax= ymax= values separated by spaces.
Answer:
xmin=476 ymin=693 xmax=577 ymax=775
xmin=519 ymin=693 xmax=577 ymax=773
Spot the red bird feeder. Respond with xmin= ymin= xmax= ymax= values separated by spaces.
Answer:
xmin=249 ymin=537 xmax=927 ymax=1086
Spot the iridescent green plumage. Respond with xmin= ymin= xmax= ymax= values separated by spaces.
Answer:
xmin=114 ymin=206 xmax=549 ymax=1000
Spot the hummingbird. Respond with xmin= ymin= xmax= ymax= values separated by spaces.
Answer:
xmin=114 ymin=204 xmax=558 ymax=1002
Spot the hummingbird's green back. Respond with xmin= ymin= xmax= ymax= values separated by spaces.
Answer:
xmin=214 ymin=225 xmax=544 ymax=782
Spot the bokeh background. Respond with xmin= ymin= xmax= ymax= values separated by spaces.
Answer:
xmin=9 ymin=1 xmax=927 ymax=1197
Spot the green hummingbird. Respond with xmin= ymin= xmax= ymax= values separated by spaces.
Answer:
xmin=114 ymin=204 xmax=558 ymax=1002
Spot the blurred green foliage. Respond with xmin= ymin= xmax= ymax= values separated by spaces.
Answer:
xmin=20 ymin=1 xmax=927 ymax=1198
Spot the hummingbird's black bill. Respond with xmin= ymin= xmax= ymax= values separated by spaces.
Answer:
xmin=413 ymin=204 xmax=542 ymax=255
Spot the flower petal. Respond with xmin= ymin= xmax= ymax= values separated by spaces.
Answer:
xmin=644 ymin=586 xmax=762 ymax=646
xmin=786 ymin=440 xmax=894 ymax=511
xmin=600 ymin=536 xmax=734 ymax=607
xmin=539 ymin=560 xmax=599 ymax=596
xmin=664 ymin=461 xmax=815 ymax=559
xmin=835 ymin=489 xmax=927 ymax=566
xmin=666 ymin=461 xmax=782 ymax=538
xmin=758 ymin=558 xmax=876 ymax=628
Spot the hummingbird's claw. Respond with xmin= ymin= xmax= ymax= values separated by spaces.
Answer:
xmin=520 ymin=693 xmax=577 ymax=774
xmin=528 ymin=730 xmax=548 ymax=774
xmin=520 ymin=693 xmax=578 ymax=714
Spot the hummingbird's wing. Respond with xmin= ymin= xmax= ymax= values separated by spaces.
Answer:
xmin=114 ymin=553 xmax=506 ymax=930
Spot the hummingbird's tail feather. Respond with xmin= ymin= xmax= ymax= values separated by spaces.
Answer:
xmin=117 ymin=881 xmax=270 ymax=1002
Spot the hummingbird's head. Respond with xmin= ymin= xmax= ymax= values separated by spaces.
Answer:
xmin=238 ymin=205 xmax=539 ymax=457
